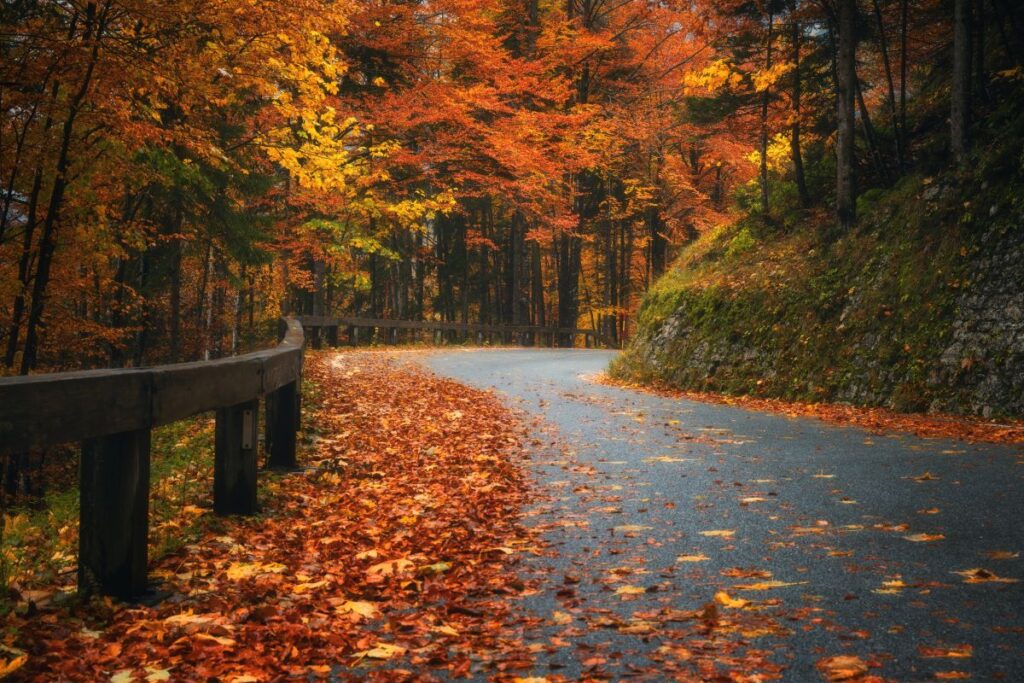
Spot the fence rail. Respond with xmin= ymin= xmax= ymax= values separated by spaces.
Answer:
xmin=0 ymin=318 xmax=305 ymax=599
xmin=297 ymin=316 xmax=615 ymax=348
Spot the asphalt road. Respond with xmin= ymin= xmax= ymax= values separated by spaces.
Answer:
xmin=424 ymin=349 xmax=1024 ymax=682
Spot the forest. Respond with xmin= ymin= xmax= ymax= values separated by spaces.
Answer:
xmin=3 ymin=0 xmax=1020 ymax=373
xmin=4 ymin=2 xmax=1024 ymax=680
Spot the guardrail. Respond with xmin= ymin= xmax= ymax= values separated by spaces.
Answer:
xmin=0 ymin=318 xmax=304 ymax=599
xmin=297 ymin=316 xmax=615 ymax=349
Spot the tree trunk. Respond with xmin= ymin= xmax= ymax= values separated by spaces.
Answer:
xmin=791 ymin=21 xmax=811 ymax=208
xmin=900 ymin=0 xmax=909 ymax=158
xmin=835 ymin=0 xmax=858 ymax=232
xmin=556 ymin=231 xmax=580 ymax=346
xmin=951 ymin=0 xmax=973 ymax=164
xmin=873 ymin=0 xmax=905 ymax=170
xmin=759 ymin=8 xmax=775 ymax=215
xmin=857 ymin=78 xmax=889 ymax=183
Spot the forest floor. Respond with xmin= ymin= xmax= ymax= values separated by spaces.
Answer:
xmin=7 ymin=348 xmax=1024 ymax=681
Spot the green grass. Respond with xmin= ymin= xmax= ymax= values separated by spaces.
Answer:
xmin=0 ymin=417 xmax=219 ymax=612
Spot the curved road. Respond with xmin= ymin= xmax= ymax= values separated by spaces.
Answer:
xmin=424 ymin=349 xmax=1023 ymax=682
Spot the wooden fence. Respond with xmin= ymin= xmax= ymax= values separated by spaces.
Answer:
xmin=0 ymin=319 xmax=304 ymax=599
xmin=297 ymin=316 xmax=616 ymax=349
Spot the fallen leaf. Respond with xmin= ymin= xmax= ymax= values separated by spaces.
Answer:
xmin=334 ymin=600 xmax=379 ymax=619
xmin=953 ymin=568 xmax=1019 ymax=584
xmin=816 ymin=655 xmax=868 ymax=681
xmin=354 ymin=643 xmax=406 ymax=660
xmin=676 ymin=554 xmax=710 ymax=563
xmin=0 ymin=647 xmax=28 ymax=678
xmin=226 ymin=562 xmax=287 ymax=581
xmin=733 ymin=580 xmax=807 ymax=590
xmin=981 ymin=551 xmax=1018 ymax=560
xmin=700 ymin=529 xmax=735 ymax=538
xmin=366 ymin=558 xmax=415 ymax=576
xmin=904 ymin=533 xmax=945 ymax=542
xmin=919 ymin=644 xmax=973 ymax=658
xmin=714 ymin=591 xmax=749 ymax=609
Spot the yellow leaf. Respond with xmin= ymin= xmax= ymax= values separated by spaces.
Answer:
xmin=676 ymin=554 xmax=710 ymax=563
xmin=226 ymin=562 xmax=287 ymax=580
xmin=433 ymin=624 xmax=459 ymax=637
xmin=335 ymin=600 xmax=379 ymax=619
xmin=733 ymin=580 xmax=807 ymax=590
xmin=551 ymin=611 xmax=573 ymax=625
xmin=110 ymin=671 xmax=135 ymax=683
xmin=354 ymin=643 xmax=405 ymax=660
xmin=366 ymin=558 xmax=415 ymax=576
xmin=292 ymin=580 xmax=327 ymax=594
xmin=145 ymin=670 xmax=171 ymax=682
xmin=904 ymin=533 xmax=945 ymax=543
xmin=195 ymin=633 xmax=236 ymax=648
xmin=0 ymin=647 xmax=28 ymax=678
xmin=700 ymin=529 xmax=735 ymax=538
xmin=615 ymin=585 xmax=647 ymax=596
xmin=714 ymin=591 xmax=749 ymax=609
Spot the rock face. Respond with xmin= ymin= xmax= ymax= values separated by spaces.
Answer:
xmin=621 ymin=223 xmax=1024 ymax=419
xmin=926 ymin=226 xmax=1024 ymax=417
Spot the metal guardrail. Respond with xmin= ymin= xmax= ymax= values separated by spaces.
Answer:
xmin=0 ymin=318 xmax=305 ymax=599
xmin=297 ymin=316 xmax=615 ymax=348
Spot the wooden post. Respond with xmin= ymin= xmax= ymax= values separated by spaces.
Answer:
xmin=266 ymin=381 xmax=299 ymax=469
xmin=326 ymin=325 xmax=339 ymax=347
xmin=79 ymin=429 xmax=151 ymax=599
xmin=214 ymin=400 xmax=258 ymax=515
xmin=311 ymin=327 xmax=322 ymax=349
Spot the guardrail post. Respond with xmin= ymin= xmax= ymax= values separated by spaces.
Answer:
xmin=79 ymin=428 xmax=151 ymax=599
xmin=214 ymin=400 xmax=259 ymax=514
xmin=266 ymin=381 xmax=298 ymax=469
xmin=327 ymin=325 xmax=339 ymax=347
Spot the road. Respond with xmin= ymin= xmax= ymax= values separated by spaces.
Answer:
xmin=424 ymin=349 xmax=1023 ymax=682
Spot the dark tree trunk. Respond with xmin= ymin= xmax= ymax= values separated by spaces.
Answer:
xmin=759 ymin=8 xmax=775 ymax=215
xmin=900 ymin=0 xmax=909 ymax=157
xmin=873 ymin=0 xmax=906 ymax=170
xmin=791 ymin=21 xmax=811 ymax=208
xmin=857 ymin=78 xmax=889 ymax=183
xmin=951 ymin=0 xmax=973 ymax=164
xmin=835 ymin=0 xmax=858 ymax=232
xmin=556 ymin=231 xmax=581 ymax=346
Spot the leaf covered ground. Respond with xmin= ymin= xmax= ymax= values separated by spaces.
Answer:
xmin=10 ymin=352 xmax=537 ymax=681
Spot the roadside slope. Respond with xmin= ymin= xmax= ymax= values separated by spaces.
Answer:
xmin=613 ymin=132 xmax=1024 ymax=419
